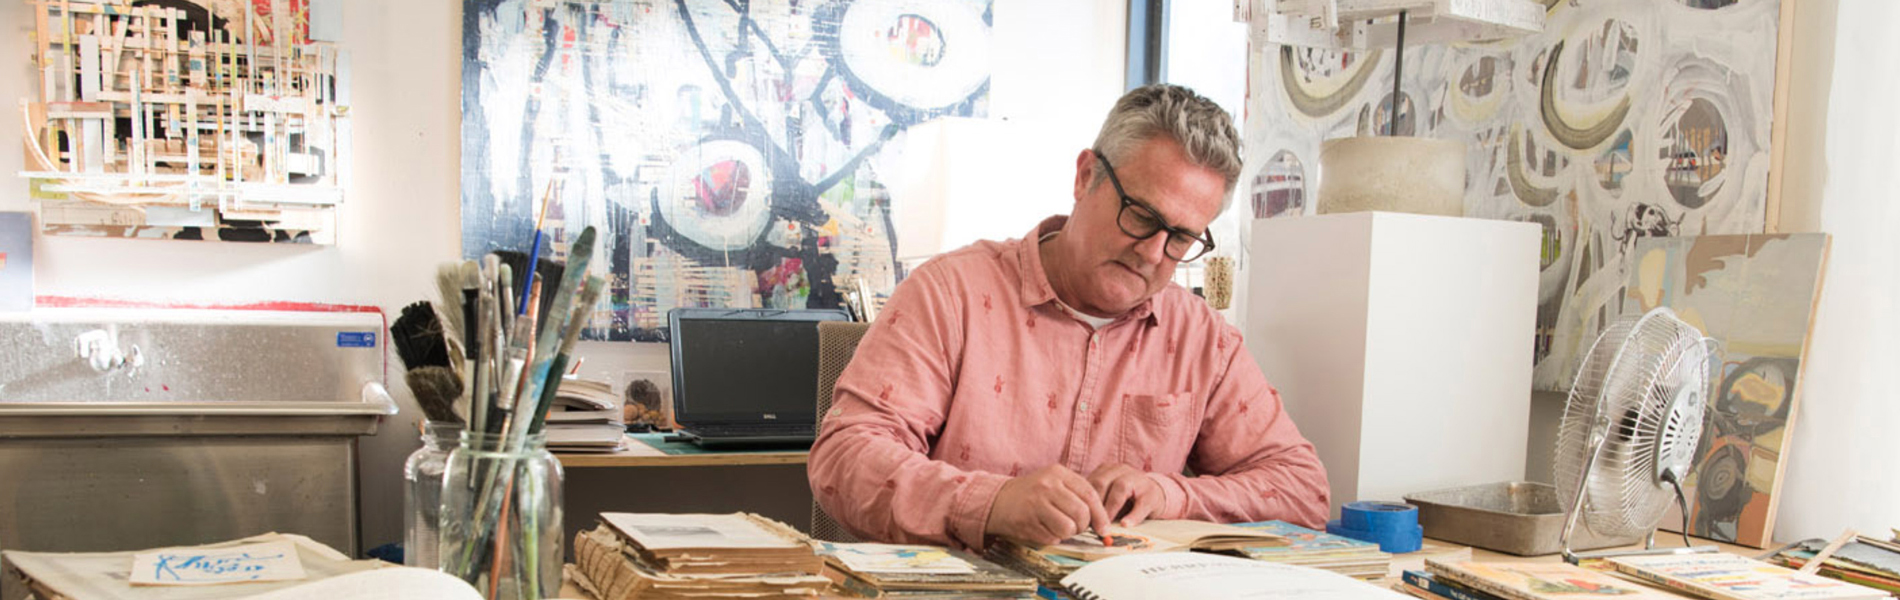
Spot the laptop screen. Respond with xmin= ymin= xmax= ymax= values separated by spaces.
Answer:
xmin=667 ymin=308 xmax=850 ymax=426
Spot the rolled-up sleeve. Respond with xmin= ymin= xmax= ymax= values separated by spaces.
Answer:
xmin=1148 ymin=330 xmax=1330 ymax=529
xmin=807 ymin=262 xmax=1008 ymax=549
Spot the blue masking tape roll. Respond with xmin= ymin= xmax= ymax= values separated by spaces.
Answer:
xmin=1326 ymin=501 xmax=1423 ymax=553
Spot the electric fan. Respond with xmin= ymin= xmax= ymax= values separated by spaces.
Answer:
xmin=1553 ymin=307 xmax=1720 ymax=563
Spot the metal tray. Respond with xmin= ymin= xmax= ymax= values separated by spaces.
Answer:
xmin=1404 ymin=481 xmax=1642 ymax=556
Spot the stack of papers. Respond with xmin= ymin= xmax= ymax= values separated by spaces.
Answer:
xmin=1230 ymin=520 xmax=1393 ymax=581
xmin=2 ymin=533 xmax=478 ymax=600
xmin=815 ymin=542 xmax=1038 ymax=599
xmin=568 ymin=513 xmax=829 ymax=599
xmin=546 ymin=378 xmax=628 ymax=453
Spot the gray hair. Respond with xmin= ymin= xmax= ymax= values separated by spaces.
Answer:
xmin=1089 ymin=84 xmax=1243 ymax=215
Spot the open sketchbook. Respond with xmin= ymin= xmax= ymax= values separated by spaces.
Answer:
xmin=1060 ymin=552 xmax=1411 ymax=600
xmin=2 ymin=533 xmax=480 ymax=600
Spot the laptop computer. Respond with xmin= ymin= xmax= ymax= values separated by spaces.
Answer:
xmin=666 ymin=307 xmax=851 ymax=449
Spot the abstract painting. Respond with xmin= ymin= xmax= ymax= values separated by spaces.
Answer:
xmin=1244 ymin=0 xmax=1782 ymax=389
xmin=22 ymin=0 xmax=348 ymax=243
xmin=461 ymin=0 xmax=991 ymax=341
xmin=1626 ymin=233 xmax=1830 ymax=548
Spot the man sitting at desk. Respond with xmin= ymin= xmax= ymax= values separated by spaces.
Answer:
xmin=808 ymin=84 xmax=1328 ymax=550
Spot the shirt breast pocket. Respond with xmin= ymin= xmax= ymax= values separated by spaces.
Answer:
xmin=1118 ymin=392 xmax=1196 ymax=468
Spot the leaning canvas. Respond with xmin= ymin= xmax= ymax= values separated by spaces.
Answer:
xmin=1624 ymin=233 xmax=1830 ymax=547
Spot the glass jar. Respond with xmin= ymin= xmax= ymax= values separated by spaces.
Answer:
xmin=437 ymin=430 xmax=564 ymax=599
xmin=403 ymin=421 xmax=463 ymax=569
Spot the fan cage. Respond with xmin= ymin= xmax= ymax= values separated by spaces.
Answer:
xmin=1553 ymin=308 xmax=1712 ymax=540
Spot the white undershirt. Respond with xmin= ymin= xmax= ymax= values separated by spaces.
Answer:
xmin=1040 ymin=230 xmax=1118 ymax=330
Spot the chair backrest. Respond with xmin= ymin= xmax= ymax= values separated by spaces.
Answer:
xmin=810 ymin=320 xmax=872 ymax=542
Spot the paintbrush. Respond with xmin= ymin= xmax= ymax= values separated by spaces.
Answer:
xmin=435 ymin=262 xmax=468 ymax=341
xmin=529 ymin=275 xmax=605 ymax=434
xmin=457 ymin=261 xmax=482 ymax=424
xmin=495 ymin=249 xmax=564 ymax=330
xmin=509 ymin=227 xmax=597 ymax=446
xmin=499 ymin=263 xmax=515 ymax=333
xmin=519 ymin=178 xmax=558 ymax=316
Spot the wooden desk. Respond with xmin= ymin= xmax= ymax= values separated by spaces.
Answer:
xmin=1388 ymin=535 xmax=1771 ymax=584
xmin=552 ymin=434 xmax=816 ymax=560
xmin=555 ymin=434 xmax=807 ymax=468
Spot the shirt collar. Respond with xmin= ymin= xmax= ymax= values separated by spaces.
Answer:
xmin=1013 ymin=216 xmax=1160 ymax=326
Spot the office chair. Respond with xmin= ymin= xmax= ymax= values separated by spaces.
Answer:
xmin=811 ymin=320 xmax=872 ymax=542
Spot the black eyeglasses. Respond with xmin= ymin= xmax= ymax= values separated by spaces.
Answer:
xmin=1094 ymin=150 xmax=1216 ymax=263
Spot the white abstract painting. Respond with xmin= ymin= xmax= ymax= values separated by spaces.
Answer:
xmin=1244 ymin=0 xmax=1780 ymax=389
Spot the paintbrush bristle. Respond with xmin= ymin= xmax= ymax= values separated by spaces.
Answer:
xmin=392 ymin=300 xmax=453 ymax=370
xmin=406 ymin=366 xmax=465 ymax=425
xmin=436 ymin=262 xmax=468 ymax=340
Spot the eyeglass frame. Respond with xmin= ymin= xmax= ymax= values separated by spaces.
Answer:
xmin=1091 ymin=149 xmax=1217 ymax=263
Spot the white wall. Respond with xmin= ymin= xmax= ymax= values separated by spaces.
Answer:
xmin=0 ymin=0 xmax=1128 ymax=552
xmin=1769 ymin=0 xmax=1900 ymax=543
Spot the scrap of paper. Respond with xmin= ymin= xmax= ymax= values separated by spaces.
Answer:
xmin=130 ymin=540 xmax=308 ymax=586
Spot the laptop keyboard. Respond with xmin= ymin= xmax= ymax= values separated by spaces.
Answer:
xmin=688 ymin=424 xmax=815 ymax=438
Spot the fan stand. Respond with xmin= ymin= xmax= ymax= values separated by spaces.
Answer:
xmin=1558 ymin=386 xmax=1720 ymax=564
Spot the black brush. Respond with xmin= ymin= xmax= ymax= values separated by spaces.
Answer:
xmin=405 ymin=366 xmax=465 ymax=425
xmin=494 ymin=249 xmax=566 ymax=333
xmin=391 ymin=300 xmax=452 ymax=371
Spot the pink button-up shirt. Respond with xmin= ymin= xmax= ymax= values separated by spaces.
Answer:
xmin=808 ymin=217 xmax=1329 ymax=549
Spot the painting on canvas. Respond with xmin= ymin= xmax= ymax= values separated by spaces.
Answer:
xmin=1244 ymin=0 xmax=1783 ymax=390
xmin=1625 ymin=233 xmax=1830 ymax=547
xmin=461 ymin=0 xmax=991 ymax=341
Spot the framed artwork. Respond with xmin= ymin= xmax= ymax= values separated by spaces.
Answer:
xmin=461 ymin=0 xmax=992 ymax=341
xmin=22 ymin=0 xmax=348 ymax=243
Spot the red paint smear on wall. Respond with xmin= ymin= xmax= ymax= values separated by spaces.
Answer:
xmin=36 ymin=296 xmax=382 ymax=314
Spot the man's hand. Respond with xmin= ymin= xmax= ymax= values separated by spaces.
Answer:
xmin=1089 ymin=463 xmax=1166 ymax=527
xmin=985 ymin=465 xmax=1110 ymax=546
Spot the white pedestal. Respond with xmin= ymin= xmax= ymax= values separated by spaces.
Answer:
xmin=1245 ymin=212 xmax=1540 ymax=517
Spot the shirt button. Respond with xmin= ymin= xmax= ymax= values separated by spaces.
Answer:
xmin=1079 ymin=402 xmax=1089 ymax=412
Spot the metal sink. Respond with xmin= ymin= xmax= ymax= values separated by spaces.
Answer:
xmin=0 ymin=307 xmax=395 ymax=600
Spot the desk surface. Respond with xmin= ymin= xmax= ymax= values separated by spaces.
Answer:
xmin=553 ymin=536 xmax=1776 ymax=599
xmin=554 ymin=434 xmax=808 ymax=468
xmin=1463 ymin=536 xmax=1765 ymax=563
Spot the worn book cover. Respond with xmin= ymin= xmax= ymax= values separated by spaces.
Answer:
xmin=1425 ymin=559 xmax=1684 ymax=600
xmin=1609 ymin=553 xmax=1889 ymax=600
xmin=817 ymin=542 xmax=1038 ymax=598
xmin=1231 ymin=520 xmax=1385 ymax=558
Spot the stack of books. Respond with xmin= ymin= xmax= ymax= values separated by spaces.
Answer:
xmin=569 ymin=512 xmax=831 ymax=599
xmin=545 ymin=378 xmax=628 ymax=453
xmin=815 ymin=541 xmax=1039 ymax=599
xmin=1404 ymin=559 xmax=1684 ymax=600
xmin=985 ymin=539 xmax=1091 ymax=590
xmin=1771 ymin=536 xmax=1900 ymax=594
xmin=1609 ymin=552 xmax=1891 ymax=600
xmin=1229 ymin=520 xmax=1393 ymax=581
xmin=1404 ymin=555 xmax=1892 ymax=600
